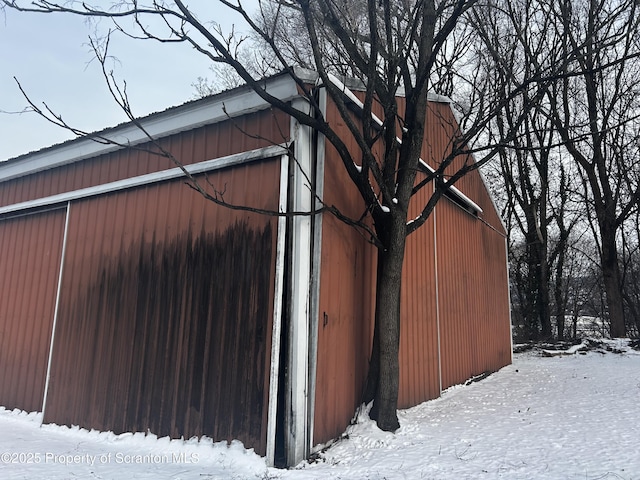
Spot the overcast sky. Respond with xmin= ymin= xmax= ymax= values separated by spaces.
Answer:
xmin=0 ymin=2 xmax=258 ymax=161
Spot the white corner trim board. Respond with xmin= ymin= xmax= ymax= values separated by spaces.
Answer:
xmin=285 ymin=97 xmax=314 ymax=467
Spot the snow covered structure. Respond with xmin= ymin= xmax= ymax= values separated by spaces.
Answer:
xmin=0 ymin=69 xmax=511 ymax=467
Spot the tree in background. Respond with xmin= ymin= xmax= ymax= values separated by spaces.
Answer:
xmin=469 ymin=0 xmax=574 ymax=340
xmin=474 ymin=0 xmax=640 ymax=339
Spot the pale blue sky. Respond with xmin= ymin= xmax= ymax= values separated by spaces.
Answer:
xmin=0 ymin=2 xmax=258 ymax=161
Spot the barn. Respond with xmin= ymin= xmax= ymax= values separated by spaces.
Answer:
xmin=0 ymin=68 xmax=511 ymax=467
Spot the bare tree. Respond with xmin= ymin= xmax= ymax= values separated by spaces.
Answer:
xmin=1 ymin=0 xmax=559 ymax=430
xmin=470 ymin=0 xmax=572 ymax=340
xmin=545 ymin=0 xmax=640 ymax=337
xmin=475 ymin=0 xmax=640 ymax=339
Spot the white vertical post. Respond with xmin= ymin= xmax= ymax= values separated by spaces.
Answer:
xmin=307 ymin=86 xmax=327 ymax=455
xmin=287 ymin=98 xmax=314 ymax=466
xmin=41 ymin=201 xmax=71 ymax=421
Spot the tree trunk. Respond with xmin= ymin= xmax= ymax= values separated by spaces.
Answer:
xmin=554 ymin=247 xmax=566 ymax=340
xmin=524 ymin=223 xmax=552 ymax=340
xmin=362 ymin=258 xmax=383 ymax=404
xmin=601 ymin=239 xmax=626 ymax=337
xmin=365 ymin=215 xmax=406 ymax=432
xmin=538 ymin=251 xmax=552 ymax=339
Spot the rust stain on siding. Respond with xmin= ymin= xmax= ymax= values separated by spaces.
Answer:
xmin=48 ymin=222 xmax=272 ymax=449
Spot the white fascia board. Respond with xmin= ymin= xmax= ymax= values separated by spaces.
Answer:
xmin=0 ymin=144 xmax=288 ymax=216
xmin=0 ymin=75 xmax=299 ymax=183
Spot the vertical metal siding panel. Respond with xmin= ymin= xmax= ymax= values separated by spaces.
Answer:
xmin=3 ymin=217 xmax=24 ymax=404
xmin=0 ymin=209 xmax=66 ymax=412
xmin=13 ymin=213 xmax=41 ymax=407
xmin=313 ymin=98 xmax=376 ymax=445
xmin=437 ymin=197 xmax=511 ymax=390
xmin=315 ymin=211 xmax=374 ymax=444
xmin=21 ymin=211 xmax=51 ymax=405
xmin=415 ymin=100 xmax=511 ymax=392
xmin=64 ymin=197 xmax=93 ymax=425
xmin=398 ymin=181 xmax=440 ymax=408
xmin=454 ymin=207 xmax=465 ymax=382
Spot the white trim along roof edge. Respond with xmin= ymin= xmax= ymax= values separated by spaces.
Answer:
xmin=0 ymin=72 xmax=303 ymax=183
xmin=0 ymin=66 xmax=451 ymax=185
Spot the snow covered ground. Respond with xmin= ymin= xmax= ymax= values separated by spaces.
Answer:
xmin=1 ymin=339 xmax=639 ymax=479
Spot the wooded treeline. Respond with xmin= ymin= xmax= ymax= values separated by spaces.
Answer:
xmin=470 ymin=0 xmax=640 ymax=340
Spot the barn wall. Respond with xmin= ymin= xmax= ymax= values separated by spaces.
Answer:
xmin=41 ymin=159 xmax=281 ymax=455
xmin=398 ymin=181 xmax=441 ymax=408
xmin=0 ymin=208 xmax=66 ymax=412
xmin=422 ymin=102 xmax=511 ymax=388
xmin=436 ymin=198 xmax=511 ymax=389
xmin=312 ymin=117 xmax=376 ymax=445
xmin=313 ymin=93 xmax=510 ymax=447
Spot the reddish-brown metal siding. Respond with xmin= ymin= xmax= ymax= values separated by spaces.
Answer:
xmin=436 ymin=197 xmax=511 ymax=389
xmin=421 ymin=102 xmax=510 ymax=389
xmin=398 ymin=180 xmax=440 ymax=408
xmin=0 ymin=208 xmax=66 ymax=412
xmin=0 ymin=109 xmax=289 ymax=208
xmin=43 ymin=159 xmax=281 ymax=455
xmin=313 ymin=144 xmax=377 ymax=445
